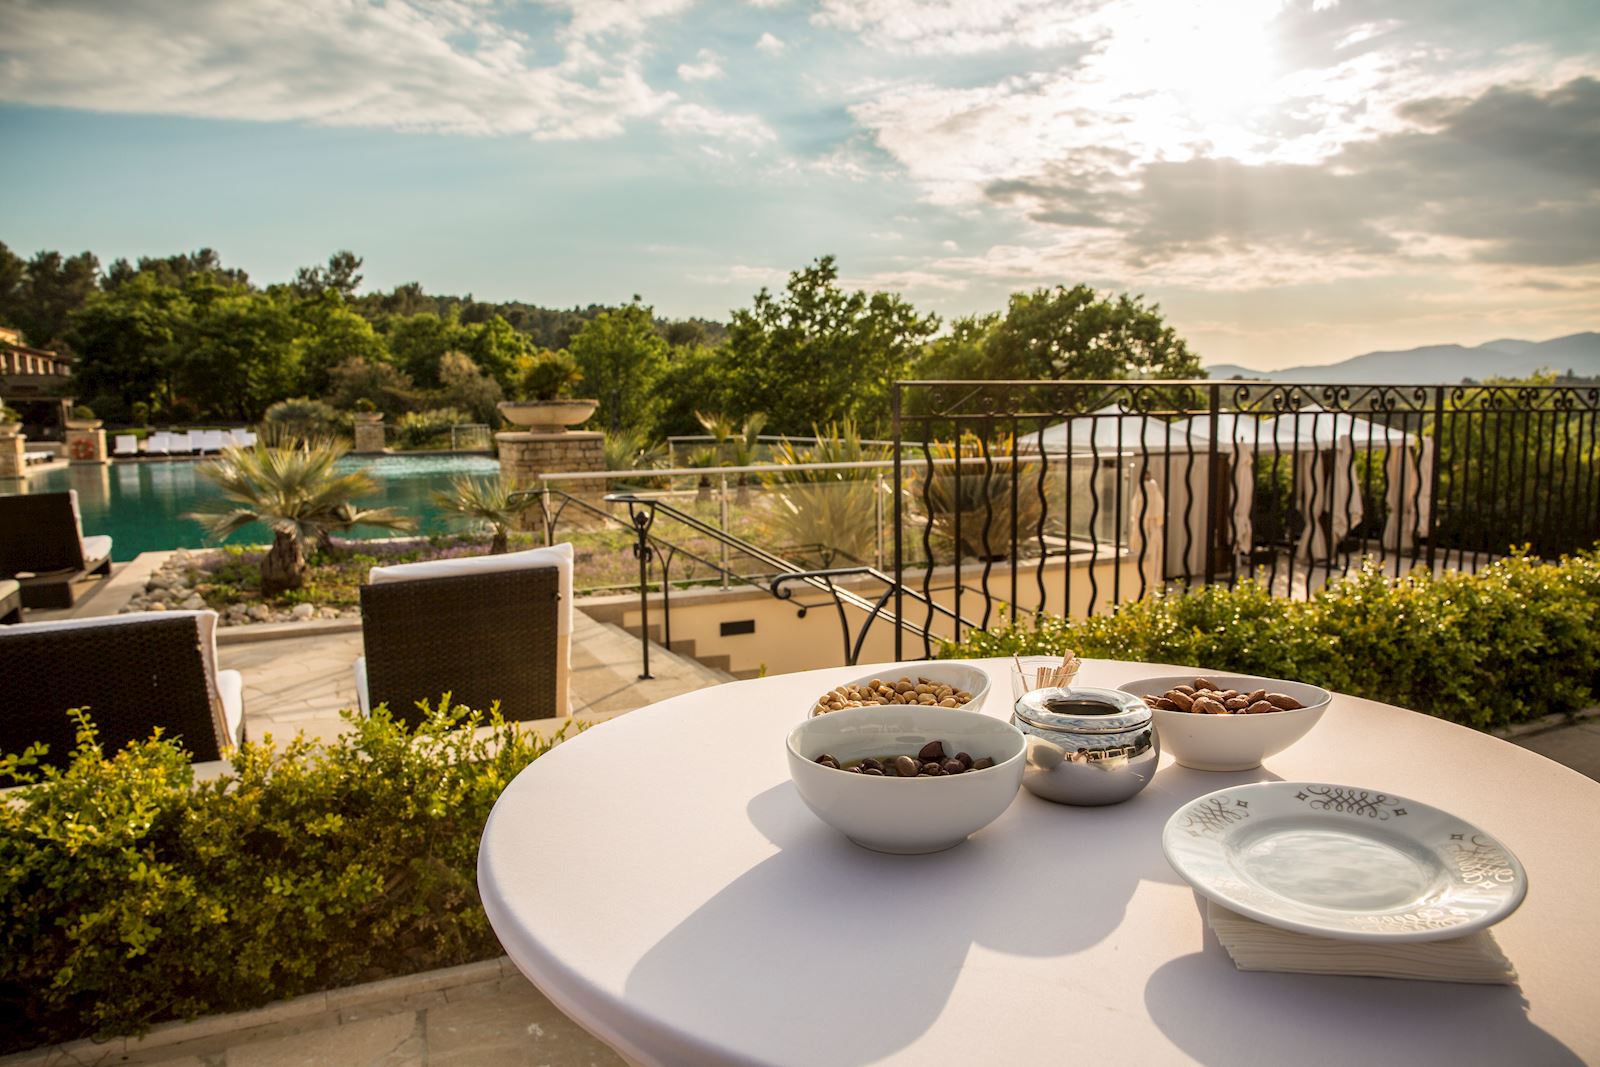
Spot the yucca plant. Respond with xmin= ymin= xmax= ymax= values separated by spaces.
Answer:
xmin=432 ymin=475 xmax=533 ymax=554
xmin=762 ymin=419 xmax=885 ymax=566
xmin=730 ymin=413 xmax=768 ymax=503
xmin=187 ymin=438 xmax=414 ymax=594
xmin=916 ymin=436 xmax=1044 ymax=562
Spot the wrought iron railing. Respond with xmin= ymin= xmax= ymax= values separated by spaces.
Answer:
xmin=891 ymin=380 xmax=1600 ymax=658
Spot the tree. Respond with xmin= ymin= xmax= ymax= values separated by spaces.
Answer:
xmin=70 ymin=274 xmax=191 ymax=414
xmin=978 ymin=285 xmax=1203 ymax=380
xmin=436 ymin=351 xmax=504 ymax=425
xmin=327 ymin=357 xmax=417 ymax=416
xmin=292 ymin=250 xmax=364 ymax=299
xmin=179 ymin=284 xmax=299 ymax=421
xmin=650 ymin=344 xmax=732 ymax=438
xmin=915 ymin=313 xmax=1000 ymax=380
xmin=385 ymin=312 xmax=457 ymax=388
xmin=4 ymin=248 xmax=101 ymax=345
xmin=105 ymin=249 xmax=249 ymax=292
xmin=568 ymin=302 xmax=669 ymax=434
xmin=456 ymin=315 xmax=535 ymax=390
xmin=721 ymin=256 xmax=939 ymax=433
xmin=291 ymin=290 xmax=389 ymax=395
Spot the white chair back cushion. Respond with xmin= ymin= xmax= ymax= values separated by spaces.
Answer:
xmin=368 ymin=543 xmax=574 ymax=635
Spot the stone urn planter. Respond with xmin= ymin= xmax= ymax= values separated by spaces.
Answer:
xmin=352 ymin=412 xmax=384 ymax=424
xmin=0 ymin=421 xmax=21 ymax=437
xmin=65 ymin=418 xmax=103 ymax=431
xmin=497 ymin=399 xmax=598 ymax=434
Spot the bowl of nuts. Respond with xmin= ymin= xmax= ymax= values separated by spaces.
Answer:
xmin=786 ymin=704 xmax=1026 ymax=854
xmin=810 ymin=663 xmax=991 ymax=718
xmin=1117 ymin=674 xmax=1332 ymax=771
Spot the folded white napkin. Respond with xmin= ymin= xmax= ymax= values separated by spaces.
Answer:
xmin=1207 ymin=901 xmax=1517 ymax=985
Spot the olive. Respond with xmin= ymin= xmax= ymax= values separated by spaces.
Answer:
xmin=917 ymin=740 xmax=946 ymax=762
xmin=892 ymin=755 xmax=920 ymax=778
xmin=861 ymin=767 xmax=884 ymax=776
xmin=941 ymin=759 xmax=965 ymax=775
xmin=972 ymin=756 xmax=995 ymax=770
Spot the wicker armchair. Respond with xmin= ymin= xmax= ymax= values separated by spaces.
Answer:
xmin=0 ymin=490 xmax=114 ymax=608
xmin=353 ymin=544 xmax=573 ymax=727
xmin=1 ymin=611 xmax=243 ymax=774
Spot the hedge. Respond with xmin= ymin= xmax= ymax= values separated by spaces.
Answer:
xmin=943 ymin=552 xmax=1600 ymax=730
xmin=0 ymin=700 xmax=566 ymax=1053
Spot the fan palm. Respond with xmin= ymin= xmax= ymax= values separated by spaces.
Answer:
xmin=188 ymin=438 xmax=415 ymax=595
xmin=432 ymin=475 xmax=534 ymax=554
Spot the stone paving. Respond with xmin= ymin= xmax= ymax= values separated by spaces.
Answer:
xmin=30 ymin=964 xmax=623 ymax=1067
xmin=221 ymin=609 xmax=733 ymax=746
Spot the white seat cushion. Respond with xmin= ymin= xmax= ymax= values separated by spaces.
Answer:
xmin=217 ymin=668 xmax=244 ymax=745
xmin=81 ymin=535 xmax=113 ymax=562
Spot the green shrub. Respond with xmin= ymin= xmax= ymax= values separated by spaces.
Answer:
xmin=0 ymin=700 xmax=567 ymax=1052
xmin=943 ymin=552 xmax=1600 ymax=730
xmin=394 ymin=406 xmax=467 ymax=449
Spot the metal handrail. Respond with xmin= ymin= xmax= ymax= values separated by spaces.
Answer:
xmin=605 ymin=494 xmax=970 ymax=666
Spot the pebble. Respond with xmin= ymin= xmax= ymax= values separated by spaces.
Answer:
xmin=290 ymin=603 xmax=315 ymax=620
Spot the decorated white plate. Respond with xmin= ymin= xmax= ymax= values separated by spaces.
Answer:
xmin=1163 ymin=782 xmax=1527 ymax=942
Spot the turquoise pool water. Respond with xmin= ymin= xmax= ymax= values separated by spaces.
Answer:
xmin=27 ymin=455 xmax=501 ymax=561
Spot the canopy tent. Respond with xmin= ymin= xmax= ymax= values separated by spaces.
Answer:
xmin=1246 ymin=405 xmax=1432 ymax=563
xmin=1027 ymin=405 xmax=1255 ymax=580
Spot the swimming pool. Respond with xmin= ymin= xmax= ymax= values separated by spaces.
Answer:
xmin=27 ymin=454 xmax=502 ymax=561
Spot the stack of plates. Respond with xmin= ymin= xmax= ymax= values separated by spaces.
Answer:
xmin=1163 ymin=782 xmax=1527 ymax=983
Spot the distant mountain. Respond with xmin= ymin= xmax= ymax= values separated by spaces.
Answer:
xmin=1207 ymin=332 xmax=1600 ymax=384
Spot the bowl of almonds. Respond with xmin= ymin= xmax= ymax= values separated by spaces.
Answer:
xmin=810 ymin=663 xmax=990 ymax=718
xmin=1117 ymin=674 xmax=1331 ymax=771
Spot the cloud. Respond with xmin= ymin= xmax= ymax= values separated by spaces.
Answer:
xmin=812 ymin=0 xmax=1096 ymax=55
xmin=677 ymin=48 xmax=725 ymax=82
xmin=755 ymin=32 xmax=787 ymax=55
xmin=0 ymin=0 xmax=724 ymax=141
xmin=663 ymin=103 xmax=776 ymax=144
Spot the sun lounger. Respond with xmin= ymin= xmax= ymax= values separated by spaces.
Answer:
xmin=1 ymin=611 xmax=243 ymax=773
xmin=0 ymin=490 xmax=114 ymax=609
xmin=113 ymin=434 xmax=140 ymax=457
xmin=167 ymin=432 xmax=196 ymax=455
xmin=145 ymin=432 xmax=171 ymax=455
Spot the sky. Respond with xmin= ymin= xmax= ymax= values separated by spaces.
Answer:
xmin=0 ymin=0 xmax=1597 ymax=370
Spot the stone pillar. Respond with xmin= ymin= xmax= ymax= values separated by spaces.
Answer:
xmin=353 ymin=416 xmax=387 ymax=453
xmin=66 ymin=427 xmax=109 ymax=465
xmin=497 ymin=431 xmax=607 ymax=525
xmin=0 ymin=434 xmax=25 ymax=479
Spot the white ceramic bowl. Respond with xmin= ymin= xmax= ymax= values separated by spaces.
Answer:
xmin=786 ymin=704 xmax=1026 ymax=853
xmin=809 ymin=662 xmax=992 ymax=718
xmin=1117 ymin=673 xmax=1331 ymax=771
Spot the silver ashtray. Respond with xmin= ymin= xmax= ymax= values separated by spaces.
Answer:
xmin=1012 ymin=686 xmax=1159 ymax=806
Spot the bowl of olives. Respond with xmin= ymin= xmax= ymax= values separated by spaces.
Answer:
xmin=786 ymin=704 xmax=1026 ymax=854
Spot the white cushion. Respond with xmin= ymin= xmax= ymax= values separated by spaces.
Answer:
xmin=81 ymin=535 xmax=113 ymax=562
xmin=353 ymin=656 xmax=369 ymax=714
xmin=369 ymin=543 xmax=574 ymax=636
xmin=113 ymin=435 xmax=138 ymax=454
xmin=217 ymin=668 xmax=244 ymax=744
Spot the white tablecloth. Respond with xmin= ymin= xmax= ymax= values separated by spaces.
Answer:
xmin=478 ymin=658 xmax=1600 ymax=1066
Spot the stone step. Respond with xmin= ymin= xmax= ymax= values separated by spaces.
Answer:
xmin=619 ymin=621 xmax=734 ymax=676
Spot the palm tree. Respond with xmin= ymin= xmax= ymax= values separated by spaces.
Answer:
xmin=432 ymin=475 xmax=533 ymax=554
xmin=188 ymin=438 xmax=415 ymax=595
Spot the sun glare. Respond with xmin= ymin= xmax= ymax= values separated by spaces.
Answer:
xmin=1092 ymin=0 xmax=1285 ymax=159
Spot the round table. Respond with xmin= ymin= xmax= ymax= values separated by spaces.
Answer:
xmin=479 ymin=658 xmax=1600 ymax=1066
